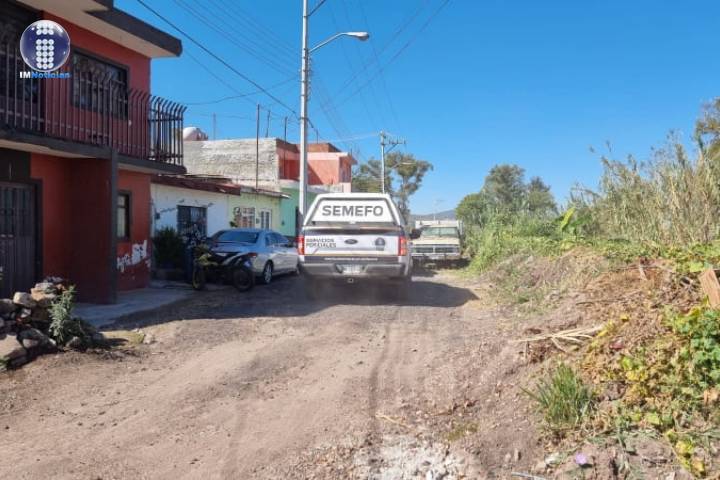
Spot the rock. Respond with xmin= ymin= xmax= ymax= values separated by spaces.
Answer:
xmin=13 ymin=292 xmax=36 ymax=309
xmin=142 ymin=333 xmax=156 ymax=345
xmin=29 ymin=309 xmax=50 ymax=324
xmin=0 ymin=299 xmax=16 ymax=314
xmin=545 ymin=453 xmax=561 ymax=466
xmin=31 ymin=291 xmax=57 ymax=308
xmin=21 ymin=338 xmax=40 ymax=349
xmin=10 ymin=354 xmax=27 ymax=368
xmin=19 ymin=308 xmax=31 ymax=319
xmin=66 ymin=336 xmax=83 ymax=350
xmin=32 ymin=282 xmax=55 ymax=294
xmin=513 ymin=449 xmax=521 ymax=462
xmin=0 ymin=335 xmax=27 ymax=362
xmin=0 ymin=318 xmax=4 ymax=331
xmin=18 ymin=328 xmax=52 ymax=347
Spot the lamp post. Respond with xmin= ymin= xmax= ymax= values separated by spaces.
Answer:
xmin=298 ymin=0 xmax=369 ymax=221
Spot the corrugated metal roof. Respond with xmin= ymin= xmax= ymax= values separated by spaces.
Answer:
xmin=152 ymin=175 xmax=288 ymax=199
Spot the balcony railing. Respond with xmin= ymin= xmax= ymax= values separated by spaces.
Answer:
xmin=0 ymin=36 xmax=186 ymax=166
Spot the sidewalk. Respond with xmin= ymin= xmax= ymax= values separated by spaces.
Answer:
xmin=74 ymin=280 xmax=226 ymax=328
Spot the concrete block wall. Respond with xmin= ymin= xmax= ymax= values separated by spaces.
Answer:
xmin=183 ymin=139 xmax=280 ymax=190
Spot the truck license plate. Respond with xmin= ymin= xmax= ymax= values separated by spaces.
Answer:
xmin=341 ymin=264 xmax=362 ymax=275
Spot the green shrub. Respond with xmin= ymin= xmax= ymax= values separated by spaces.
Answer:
xmin=527 ymin=363 xmax=596 ymax=434
xmin=48 ymin=286 xmax=93 ymax=347
xmin=465 ymin=215 xmax=567 ymax=272
xmin=152 ymin=227 xmax=185 ymax=268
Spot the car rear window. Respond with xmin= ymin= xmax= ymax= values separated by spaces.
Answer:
xmin=215 ymin=231 xmax=259 ymax=243
xmin=307 ymin=198 xmax=398 ymax=226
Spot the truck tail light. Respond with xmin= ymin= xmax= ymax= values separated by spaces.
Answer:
xmin=297 ymin=235 xmax=305 ymax=255
xmin=398 ymin=235 xmax=408 ymax=256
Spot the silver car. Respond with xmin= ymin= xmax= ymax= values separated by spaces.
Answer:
xmin=209 ymin=228 xmax=299 ymax=285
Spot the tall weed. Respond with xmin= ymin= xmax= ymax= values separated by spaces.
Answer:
xmin=573 ymin=136 xmax=720 ymax=245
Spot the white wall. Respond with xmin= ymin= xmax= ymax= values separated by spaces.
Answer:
xmin=150 ymin=183 xmax=230 ymax=238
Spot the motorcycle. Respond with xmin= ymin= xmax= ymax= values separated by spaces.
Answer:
xmin=191 ymin=244 xmax=255 ymax=292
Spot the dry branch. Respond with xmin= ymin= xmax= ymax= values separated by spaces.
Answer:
xmin=514 ymin=325 xmax=604 ymax=352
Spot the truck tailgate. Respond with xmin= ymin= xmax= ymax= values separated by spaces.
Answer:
xmin=303 ymin=229 xmax=399 ymax=257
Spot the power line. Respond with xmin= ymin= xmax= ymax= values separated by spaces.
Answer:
xmin=173 ymin=0 xmax=295 ymax=76
xmin=134 ymin=0 xmax=298 ymax=118
xmin=182 ymin=76 xmax=297 ymax=106
xmin=357 ymin=0 xmax=402 ymax=131
xmin=325 ymin=0 xmax=431 ymax=103
xmin=335 ymin=0 xmax=451 ymax=108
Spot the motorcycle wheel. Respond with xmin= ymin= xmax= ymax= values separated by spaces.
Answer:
xmin=191 ymin=264 xmax=207 ymax=291
xmin=232 ymin=265 xmax=255 ymax=292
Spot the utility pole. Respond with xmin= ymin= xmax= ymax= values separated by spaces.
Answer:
xmin=379 ymin=131 xmax=405 ymax=194
xmin=283 ymin=116 xmax=288 ymax=143
xmin=265 ymin=108 xmax=271 ymax=137
xmin=212 ymin=113 xmax=217 ymax=140
xmin=298 ymin=1 xmax=369 ymax=219
xmin=255 ymin=103 xmax=260 ymax=190
xmin=299 ymin=0 xmax=310 ymax=217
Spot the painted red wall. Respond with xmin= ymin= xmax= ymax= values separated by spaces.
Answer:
xmin=44 ymin=12 xmax=150 ymax=91
xmin=30 ymin=154 xmax=72 ymax=280
xmin=31 ymin=154 xmax=115 ymax=303
xmin=117 ymin=170 xmax=152 ymax=290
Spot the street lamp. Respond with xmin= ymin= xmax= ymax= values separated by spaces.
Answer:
xmin=298 ymin=0 xmax=369 ymax=223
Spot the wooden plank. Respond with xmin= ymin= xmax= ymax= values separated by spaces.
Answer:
xmin=699 ymin=268 xmax=720 ymax=308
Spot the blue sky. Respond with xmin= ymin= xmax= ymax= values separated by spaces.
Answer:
xmin=119 ymin=0 xmax=720 ymax=214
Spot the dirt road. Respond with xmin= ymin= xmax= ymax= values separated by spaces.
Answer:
xmin=0 ymin=273 xmax=544 ymax=479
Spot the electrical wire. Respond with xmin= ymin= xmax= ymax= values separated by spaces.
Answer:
xmin=135 ymin=0 xmax=299 ymax=118
xmin=334 ymin=0 xmax=451 ymax=108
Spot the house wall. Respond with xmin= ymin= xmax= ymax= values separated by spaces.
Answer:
xmin=150 ymin=183 xmax=230 ymax=237
xmin=279 ymin=185 xmax=324 ymax=237
xmin=183 ymin=139 xmax=281 ymax=190
xmin=226 ymin=193 xmax=281 ymax=231
xmin=31 ymin=154 xmax=115 ymax=303
xmin=117 ymin=170 xmax=152 ymax=290
xmin=44 ymin=12 xmax=151 ymax=92
xmin=30 ymin=154 xmax=72 ymax=280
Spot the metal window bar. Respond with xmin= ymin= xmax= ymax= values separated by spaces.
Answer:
xmin=0 ymin=36 xmax=185 ymax=166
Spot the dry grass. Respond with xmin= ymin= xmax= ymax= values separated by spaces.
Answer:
xmin=573 ymin=136 xmax=720 ymax=245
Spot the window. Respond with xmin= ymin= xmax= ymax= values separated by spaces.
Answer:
xmin=177 ymin=206 xmax=207 ymax=245
xmin=259 ymin=209 xmax=272 ymax=230
xmin=234 ymin=207 xmax=255 ymax=228
xmin=72 ymin=51 xmax=129 ymax=118
xmin=215 ymin=230 xmax=258 ymax=244
xmin=272 ymin=233 xmax=290 ymax=246
xmin=117 ymin=192 xmax=131 ymax=240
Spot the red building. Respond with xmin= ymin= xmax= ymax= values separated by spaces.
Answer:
xmin=276 ymin=141 xmax=355 ymax=189
xmin=0 ymin=1 xmax=185 ymax=302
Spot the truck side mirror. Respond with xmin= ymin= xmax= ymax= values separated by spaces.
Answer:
xmin=409 ymin=228 xmax=421 ymax=240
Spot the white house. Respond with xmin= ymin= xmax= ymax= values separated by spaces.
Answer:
xmin=150 ymin=175 xmax=287 ymax=240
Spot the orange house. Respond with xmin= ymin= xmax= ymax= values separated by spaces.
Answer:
xmin=0 ymin=1 xmax=185 ymax=302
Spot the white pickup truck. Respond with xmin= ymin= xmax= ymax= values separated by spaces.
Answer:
xmin=298 ymin=193 xmax=416 ymax=294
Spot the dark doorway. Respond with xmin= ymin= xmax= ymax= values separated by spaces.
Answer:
xmin=0 ymin=182 xmax=37 ymax=298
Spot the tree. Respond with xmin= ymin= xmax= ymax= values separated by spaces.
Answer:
xmin=385 ymin=152 xmax=433 ymax=221
xmin=480 ymin=164 xmax=527 ymax=213
xmin=455 ymin=163 xmax=557 ymax=227
xmin=351 ymin=159 xmax=393 ymax=194
xmin=695 ymin=98 xmax=720 ymax=162
xmin=526 ymin=176 xmax=557 ymax=216
xmin=456 ymin=192 xmax=491 ymax=227
xmin=351 ymin=152 xmax=433 ymax=221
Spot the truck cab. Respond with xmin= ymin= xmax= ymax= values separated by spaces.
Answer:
xmin=411 ymin=220 xmax=463 ymax=266
xmin=298 ymin=193 xmax=414 ymax=292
